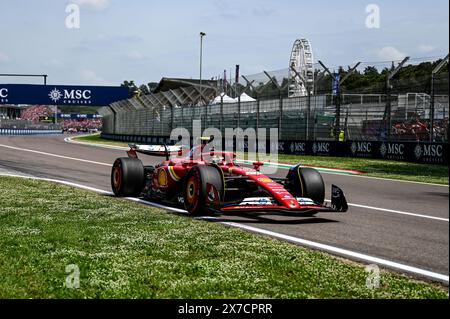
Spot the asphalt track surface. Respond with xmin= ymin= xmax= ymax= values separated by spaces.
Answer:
xmin=0 ymin=135 xmax=448 ymax=283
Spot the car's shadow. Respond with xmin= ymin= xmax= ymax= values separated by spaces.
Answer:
xmin=423 ymin=192 xmax=449 ymax=198
xmin=105 ymin=195 xmax=339 ymax=225
xmin=204 ymin=213 xmax=339 ymax=225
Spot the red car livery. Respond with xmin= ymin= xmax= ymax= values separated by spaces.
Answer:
xmin=111 ymin=140 xmax=348 ymax=216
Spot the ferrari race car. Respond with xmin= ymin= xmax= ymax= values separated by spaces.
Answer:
xmin=111 ymin=139 xmax=348 ymax=216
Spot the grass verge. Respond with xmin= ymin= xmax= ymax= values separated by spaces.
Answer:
xmin=246 ymin=153 xmax=448 ymax=185
xmin=73 ymin=134 xmax=448 ymax=185
xmin=0 ymin=176 xmax=447 ymax=299
xmin=72 ymin=134 xmax=129 ymax=148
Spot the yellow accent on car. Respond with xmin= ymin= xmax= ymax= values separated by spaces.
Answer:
xmin=158 ymin=169 xmax=168 ymax=186
xmin=297 ymin=166 xmax=304 ymax=196
xmin=168 ymin=166 xmax=181 ymax=181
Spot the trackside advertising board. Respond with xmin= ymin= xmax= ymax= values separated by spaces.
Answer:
xmin=57 ymin=113 xmax=103 ymax=119
xmin=0 ymin=84 xmax=129 ymax=106
xmin=101 ymin=133 xmax=449 ymax=165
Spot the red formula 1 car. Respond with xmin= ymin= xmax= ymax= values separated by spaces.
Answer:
xmin=111 ymin=138 xmax=348 ymax=216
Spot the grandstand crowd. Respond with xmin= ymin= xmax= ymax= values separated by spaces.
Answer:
xmin=21 ymin=105 xmax=54 ymax=122
xmin=61 ymin=119 xmax=102 ymax=133
xmin=19 ymin=105 xmax=102 ymax=132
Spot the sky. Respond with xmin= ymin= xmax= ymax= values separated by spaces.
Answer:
xmin=0 ymin=0 xmax=448 ymax=86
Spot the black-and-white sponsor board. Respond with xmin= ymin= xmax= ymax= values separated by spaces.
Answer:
xmin=101 ymin=133 xmax=448 ymax=165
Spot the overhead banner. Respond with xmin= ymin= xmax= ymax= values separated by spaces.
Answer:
xmin=0 ymin=84 xmax=129 ymax=106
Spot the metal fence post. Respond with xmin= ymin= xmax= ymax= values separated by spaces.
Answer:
xmin=279 ymin=93 xmax=283 ymax=139
xmin=108 ymin=106 xmax=116 ymax=135
xmin=220 ymin=97 xmax=224 ymax=135
xmin=256 ymin=95 xmax=260 ymax=135
xmin=306 ymin=93 xmax=311 ymax=140
xmin=385 ymin=57 xmax=410 ymax=141
xmin=181 ymin=107 xmax=184 ymax=132
xmin=335 ymin=90 xmax=341 ymax=141
xmin=385 ymin=81 xmax=391 ymax=141
xmin=237 ymin=95 xmax=241 ymax=129
xmin=430 ymin=54 xmax=449 ymax=142
xmin=170 ymin=105 xmax=174 ymax=135
xmin=152 ymin=107 xmax=155 ymax=137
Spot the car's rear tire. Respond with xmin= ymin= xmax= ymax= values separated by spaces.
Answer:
xmin=183 ymin=165 xmax=224 ymax=215
xmin=286 ymin=165 xmax=325 ymax=204
xmin=111 ymin=157 xmax=145 ymax=197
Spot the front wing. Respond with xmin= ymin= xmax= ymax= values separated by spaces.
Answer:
xmin=218 ymin=185 xmax=348 ymax=216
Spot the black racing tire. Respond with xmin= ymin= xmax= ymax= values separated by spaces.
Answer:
xmin=111 ymin=157 xmax=145 ymax=197
xmin=286 ymin=165 xmax=325 ymax=204
xmin=183 ymin=165 xmax=224 ymax=215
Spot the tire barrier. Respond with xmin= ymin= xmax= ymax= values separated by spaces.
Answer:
xmin=0 ymin=128 xmax=63 ymax=136
xmin=101 ymin=133 xmax=448 ymax=165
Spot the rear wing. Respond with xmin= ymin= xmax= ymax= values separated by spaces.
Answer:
xmin=128 ymin=144 xmax=184 ymax=158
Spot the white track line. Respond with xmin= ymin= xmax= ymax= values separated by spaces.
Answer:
xmin=0 ymin=143 xmax=111 ymax=167
xmin=0 ymin=173 xmax=112 ymax=194
xmin=348 ymin=203 xmax=449 ymax=222
xmin=324 ymin=200 xmax=449 ymax=223
xmin=1 ymin=142 xmax=447 ymax=223
xmin=64 ymin=137 xmax=129 ymax=150
xmin=200 ymin=216 xmax=449 ymax=283
xmin=1 ymin=172 xmax=447 ymax=283
xmin=65 ymin=137 xmax=449 ymax=188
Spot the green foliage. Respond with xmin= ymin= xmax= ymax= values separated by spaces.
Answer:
xmin=248 ymin=59 xmax=448 ymax=98
xmin=121 ymin=80 xmax=138 ymax=96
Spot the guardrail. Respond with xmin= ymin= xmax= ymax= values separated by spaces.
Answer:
xmin=0 ymin=128 xmax=62 ymax=135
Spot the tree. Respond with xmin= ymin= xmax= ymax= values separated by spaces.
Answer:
xmin=139 ymin=84 xmax=150 ymax=95
xmin=148 ymin=82 xmax=159 ymax=93
xmin=364 ymin=66 xmax=379 ymax=77
xmin=121 ymin=80 xmax=138 ymax=95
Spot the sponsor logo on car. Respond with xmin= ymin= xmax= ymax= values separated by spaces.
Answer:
xmin=257 ymin=178 xmax=273 ymax=183
xmin=297 ymin=198 xmax=315 ymax=206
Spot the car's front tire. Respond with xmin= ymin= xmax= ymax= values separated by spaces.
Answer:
xmin=183 ymin=165 xmax=224 ymax=215
xmin=111 ymin=157 xmax=145 ymax=197
xmin=286 ymin=165 xmax=325 ymax=204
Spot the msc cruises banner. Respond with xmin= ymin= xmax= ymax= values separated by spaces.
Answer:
xmin=0 ymin=84 xmax=129 ymax=106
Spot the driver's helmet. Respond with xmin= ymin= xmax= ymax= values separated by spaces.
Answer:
xmin=198 ymin=136 xmax=215 ymax=150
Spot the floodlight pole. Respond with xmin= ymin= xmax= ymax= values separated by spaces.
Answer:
xmin=430 ymin=53 xmax=449 ymax=142
xmin=199 ymin=32 xmax=206 ymax=106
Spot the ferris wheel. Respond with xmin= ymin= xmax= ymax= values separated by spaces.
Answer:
xmin=288 ymin=39 xmax=315 ymax=97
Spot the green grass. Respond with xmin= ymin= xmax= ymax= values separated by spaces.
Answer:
xmin=0 ymin=176 xmax=447 ymax=299
xmin=74 ymin=134 xmax=449 ymax=185
xmin=73 ymin=134 xmax=129 ymax=148
xmin=246 ymin=153 xmax=449 ymax=185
